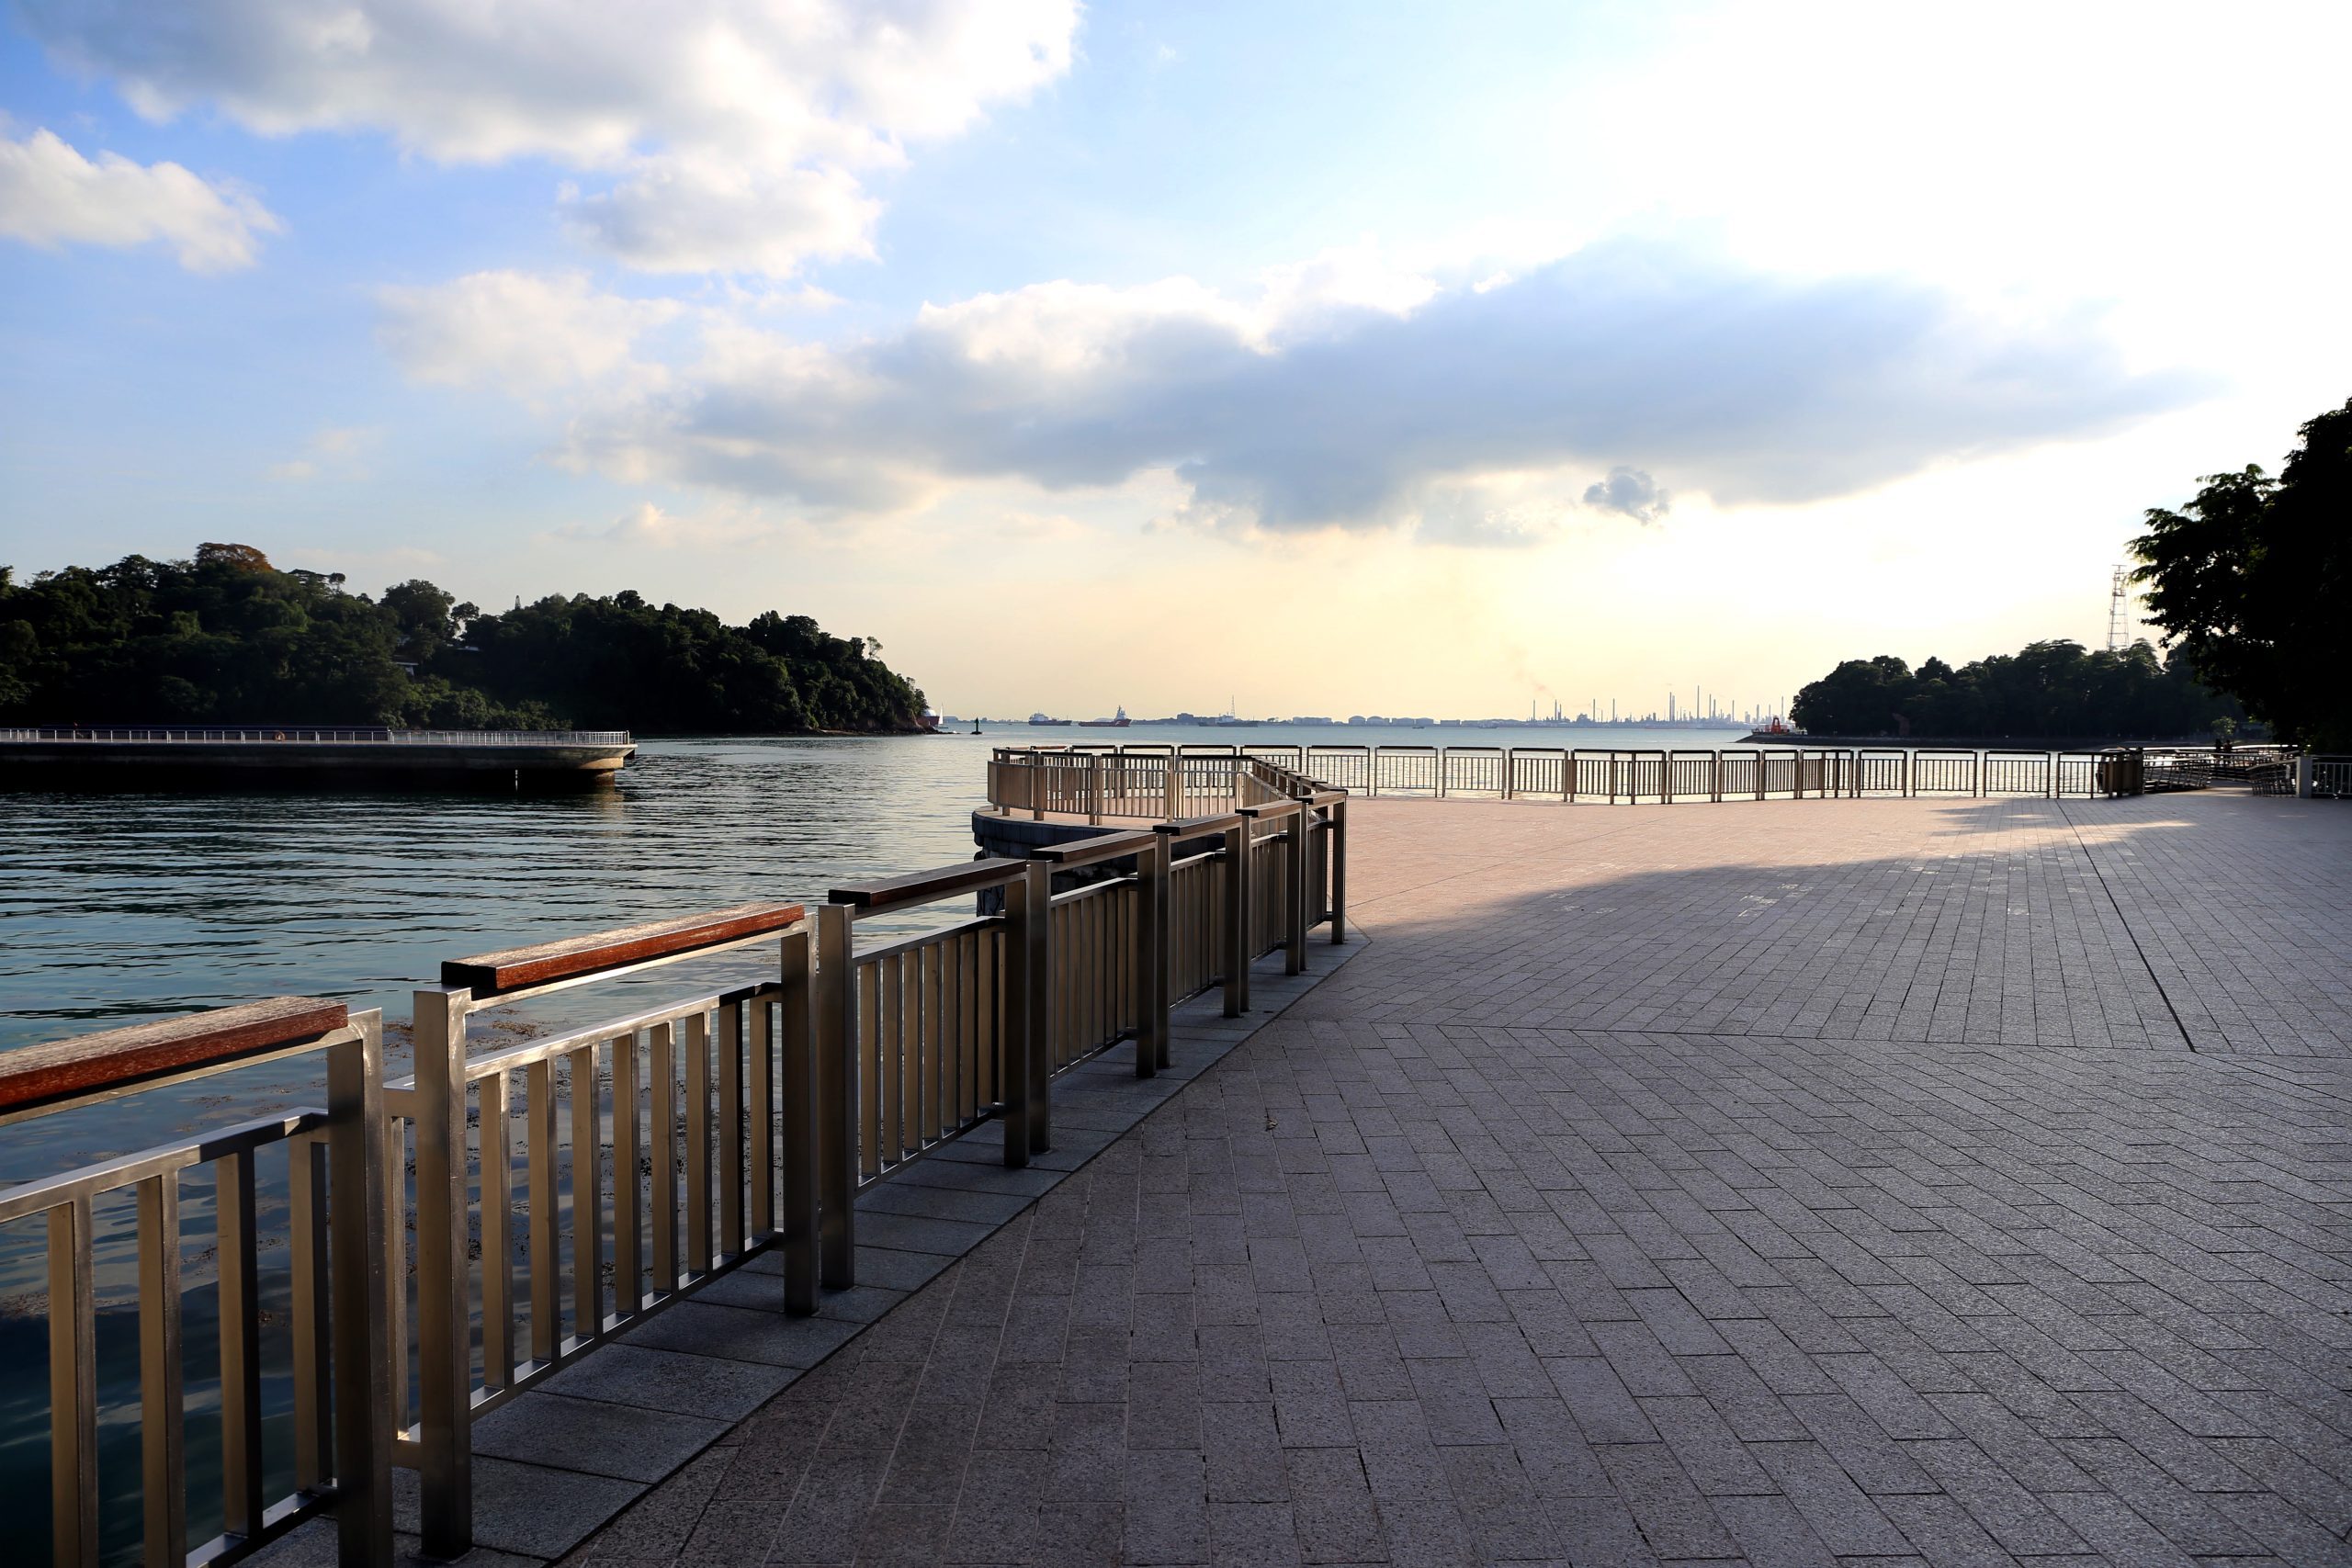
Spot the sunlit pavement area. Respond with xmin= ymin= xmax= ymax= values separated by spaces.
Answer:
xmin=303 ymin=789 xmax=2352 ymax=1566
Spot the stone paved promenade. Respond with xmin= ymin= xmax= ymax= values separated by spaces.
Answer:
xmin=559 ymin=790 xmax=2352 ymax=1566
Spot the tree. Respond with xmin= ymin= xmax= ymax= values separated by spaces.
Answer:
xmin=2131 ymin=398 xmax=2351 ymax=748
xmin=1791 ymin=656 xmax=1913 ymax=734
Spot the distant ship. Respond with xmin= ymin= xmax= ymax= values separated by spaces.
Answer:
xmin=1078 ymin=706 xmax=1131 ymax=728
xmin=1028 ymin=712 xmax=1073 ymax=727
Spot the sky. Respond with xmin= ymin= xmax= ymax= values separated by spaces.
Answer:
xmin=2 ymin=1 xmax=2346 ymax=722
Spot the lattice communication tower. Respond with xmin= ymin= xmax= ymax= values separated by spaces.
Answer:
xmin=2107 ymin=565 xmax=2130 ymax=652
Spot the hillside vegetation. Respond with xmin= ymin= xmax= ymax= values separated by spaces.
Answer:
xmin=0 ymin=544 xmax=930 ymax=734
xmin=1790 ymin=638 xmax=2241 ymax=740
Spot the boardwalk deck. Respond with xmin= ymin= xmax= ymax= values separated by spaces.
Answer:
xmin=267 ymin=789 xmax=2352 ymax=1567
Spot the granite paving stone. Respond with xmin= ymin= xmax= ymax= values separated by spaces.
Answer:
xmin=520 ymin=791 xmax=2352 ymax=1565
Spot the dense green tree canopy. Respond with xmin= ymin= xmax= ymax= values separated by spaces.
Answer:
xmin=2130 ymin=398 xmax=2350 ymax=749
xmin=1791 ymin=639 xmax=2239 ymax=739
xmin=0 ymin=546 xmax=929 ymax=734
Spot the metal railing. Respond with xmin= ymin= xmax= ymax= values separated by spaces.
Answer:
xmin=989 ymin=743 xmax=2172 ymax=813
xmin=988 ymin=748 xmax=1335 ymax=822
xmin=0 ymin=727 xmax=631 ymax=747
xmin=0 ymin=1003 xmax=392 ymax=1568
xmin=0 ymin=759 xmax=1351 ymax=1565
xmin=2308 ymin=756 xmax=2352 ymax=799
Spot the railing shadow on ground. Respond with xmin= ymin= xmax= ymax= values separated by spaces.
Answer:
xmin=0 ymin=774 xmax=1350 ymax=1568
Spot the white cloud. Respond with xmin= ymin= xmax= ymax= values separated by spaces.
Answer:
xmin=19 ymin=0 xmax=1078 ymax=276
xmin=0 ymin=127 xmax=280 ymax=271
xmin=560 ymin=157 xmax=879 ymax=276
xmin=513 ymin=237 xmax=2202 ymax=540
xmin=375 ymin=271 xmax=681 ymax=391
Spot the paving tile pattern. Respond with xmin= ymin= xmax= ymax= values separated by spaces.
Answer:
xmin=547 ymin=791 xmax=2352 ymax=1566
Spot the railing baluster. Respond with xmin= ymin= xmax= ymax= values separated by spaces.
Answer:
xmin=718 ymin=1000 xmax=743 ymax=1259
xmin=685 ymin=1011 xmax=711 ymax=1277
xmin=894 ymin=953 xmax=915 ymax=1159
xmin=48 ymin=1195 xmax=98 ymax=1568
xmin=480 ymin=1069 xmax=514 ymax=1389
xmin=614 ymin=1032 xmax=641 ymax=1314
xmin=288 ymin=1139 xmax=330 ymax=1493
xmin=381 ymin=1119 xmax=409 ymax=1438
xmin=921 ymin=944 xmax=943 ymax=1145
xmin=749 ymin=1000 xmax=775 ymax=1243
xmin=650 ymin=1021 xmax=678 ymax=1297
xmin=978 ymin=924 xmax=999 ymax=1111
xmin=570 ymin=1044 xmax=604 ymax=1338
xmin=218 ymin=1147 xmax=266 ymax=1540
xmin=138 ymin=1174 xmax=187 ymax=1568
xmin=861 ymin=961 xmax=884 ymax=1178
xmin=946 ymin=937 xmax=966 ymax=1136
xmin=527 ymin=1058 xmax=559 ymax=1362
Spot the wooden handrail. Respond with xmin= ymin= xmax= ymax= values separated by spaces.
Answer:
xmin=1028 ymin=829 xmax=1159 ymax=867
xmin=830 ymin=857 xmax=1029 ymax=910
xmin=0 ymin=998 xmax=350 ymax=1114
xmin=1155 ymin=811 xmax=1246 ymax=840
xmin=442 ymin=902 xmax=805 ymax=997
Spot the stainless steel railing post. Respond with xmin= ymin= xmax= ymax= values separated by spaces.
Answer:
xmin=47 ymin=1192 xmax=96 ymax=1568
xmin=412 ymin=987 xmax=473 ymax=1559
xmin=328 ymin=1013 xmax=395 ymax=1568
xmin=1286 ymin=805 xmax=1310 ymax=976
xmin=814 ymin=905 xmax=857 ymax=1286
xmin=779 ymin=923 xmax=821 ymax=1314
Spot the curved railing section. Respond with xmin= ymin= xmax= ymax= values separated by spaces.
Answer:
xmin=985 ymin=741 xmax=2281 ymax=811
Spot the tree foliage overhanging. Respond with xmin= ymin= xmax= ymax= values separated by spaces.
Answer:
xmin=1790 ymin=639 xmax=2243 ymax=739
xmin=2128 ymin=397 xmax=2350 ymax=750
xmin=0 ymin=544 xmax=931 ymax=734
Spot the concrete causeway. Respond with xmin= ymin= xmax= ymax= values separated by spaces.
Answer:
xmin=304 ymin=789 xmax=2352 ymax=1565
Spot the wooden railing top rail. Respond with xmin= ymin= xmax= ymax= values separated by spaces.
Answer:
xmin=1028 ymin=829 xmax=1159 ymax=867
xmin=1155 ymin=811 xmax=1247 ymax=840
xmin=442 ymin=902 xmax=805 ymax=998
xmin=0 ymin=997 xmax=350 ymax=1119
xmin=830 ymin=856 xmax=1029 ymax=910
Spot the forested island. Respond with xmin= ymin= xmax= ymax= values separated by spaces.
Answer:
xmin=1790 ymin=639 xmax=2241 ymax=741
xmin=0 ymin=545 xmax=932 ymax=734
